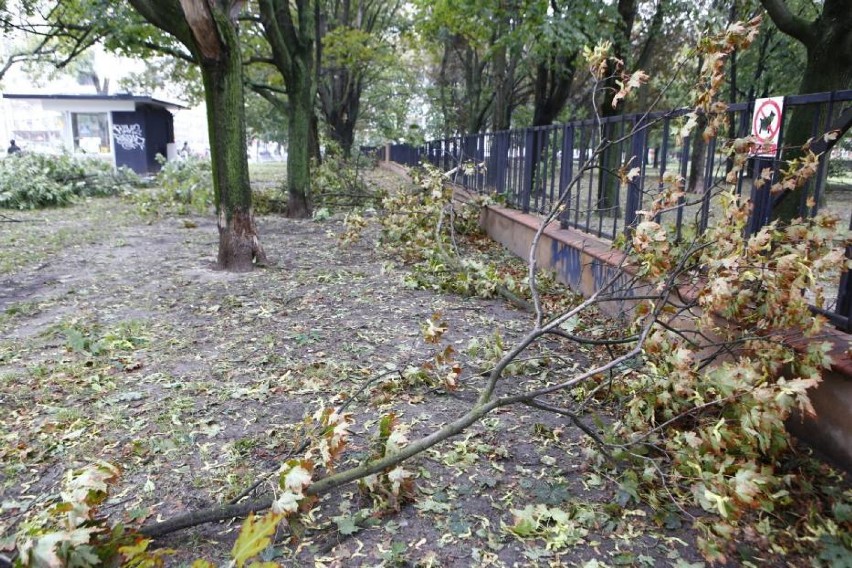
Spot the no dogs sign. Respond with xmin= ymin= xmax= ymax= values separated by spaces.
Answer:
xmin=751 ymin=96 xmax=784 ymax=156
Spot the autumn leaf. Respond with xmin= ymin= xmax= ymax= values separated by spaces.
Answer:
xmin=422 ymin=312 xmax=448 ymax=343
xmin=271 ymin=490 xmax=302 ymax=515
xmin=386 ymin=466 xmax=413 ymax=496
xmin=282 ymin=463 xmax=313 ymax=492
xmin=231 ymin=512 xmax=282 ymax=568
xmin=613 ymin=70 xmax=649 ymax=107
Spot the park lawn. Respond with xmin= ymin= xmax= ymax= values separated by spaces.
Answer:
xmin=0 ymin=170 xmax=846 ymax=565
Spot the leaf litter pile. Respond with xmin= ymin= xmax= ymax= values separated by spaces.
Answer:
xmin=0 ymin=170 xmax=793 ymax=567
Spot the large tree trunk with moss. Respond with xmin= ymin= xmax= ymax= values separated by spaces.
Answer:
xmin=128 ymin=0 xmax=266 ymax=272
xmin=287 ymin=70 xmax=313 ymax=218
xmin=202 ymin=58 xmax=267 ymax=270
xmin=259 ymin=0 xmax=316 ymax=219
xmin=760 ymin=0 xmax=852 ymax=221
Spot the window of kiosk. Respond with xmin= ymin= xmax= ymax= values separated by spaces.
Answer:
xmin=71 ymin=112 xmax=110 ymax=154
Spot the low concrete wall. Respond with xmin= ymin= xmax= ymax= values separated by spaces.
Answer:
xmin=787 ymin=371 xmax=852 ymax=472
xmin=381 ymin=162 xmax=852 ymax=471
xmin=480 ymin=202 xmax=852 ymax=473
xmin=479 ymin=205 xmax=635 ymax=323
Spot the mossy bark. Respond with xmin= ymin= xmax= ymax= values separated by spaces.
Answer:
xmin=287 ymin=66 xmax=313 ymax=218
xmin=761 ymin=0 xmax=852 ymax=222
xmin=125 ymin=1 xmax=267 ymax=271
xmin=200 ymin=26 xmax=267 ymax=270
xmin=258 ymin=0 xmax=316 ymax=219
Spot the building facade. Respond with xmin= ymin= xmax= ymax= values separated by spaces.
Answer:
xmin=1 ymin=93 xmax=184 ymax=174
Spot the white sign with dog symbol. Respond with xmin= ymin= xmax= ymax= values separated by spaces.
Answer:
xmin=751 ymin=97 xmax=784 ymax=156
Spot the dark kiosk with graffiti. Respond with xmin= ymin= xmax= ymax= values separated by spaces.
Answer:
xmin=1 ymin=93 xmax=184 ymax=175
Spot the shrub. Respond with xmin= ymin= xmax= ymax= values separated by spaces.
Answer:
xmin=312 ymin=142 xmax=384 ymax=210
xmin=252 ymin=186 xmax=287 ymax=215
xmin=0 ymin=153 xmax=139 ymax=209
xmin=132 ymin=155 xmax=213 ymax=216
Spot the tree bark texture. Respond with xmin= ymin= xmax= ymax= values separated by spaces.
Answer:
xmin=492 ymin=39 xmax=511 ymax=132
xmin=597 ymin=0 xmax=637 ymax=217
xmin=202 ymin=54 xmax=268 ymax=270
xmin=259 ymin=0 xmax=316 ymax=218
xmin=128 ymin=0 xmax=266 ymax=271
xmin=287 ymin=68 xmax=314 ymax=217
xmin=761 ymin=0 xmax=852 ymax=221
xmin=319 ymin=67 xmax=360 ymax=158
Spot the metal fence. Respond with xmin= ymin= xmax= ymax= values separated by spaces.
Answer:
xmin=380 ymin=91 xmax=852 ymax=332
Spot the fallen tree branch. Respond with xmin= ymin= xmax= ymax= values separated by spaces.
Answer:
xmin=522 ymin=398 xmax=615 ymax=462
xmin=141 ymin=395 xmax=508 ymax=538
xmin=228 ymin=368 xmax=403 ymax=505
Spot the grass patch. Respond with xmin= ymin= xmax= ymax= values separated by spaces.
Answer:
xmin=0 ymin=197 xmax=140 ymax=274
xmin=249 ymin=161 xmax=287 ymax=186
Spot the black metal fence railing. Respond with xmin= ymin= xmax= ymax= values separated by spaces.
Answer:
xmin=376 ymin=90 xmax=852 ymax=333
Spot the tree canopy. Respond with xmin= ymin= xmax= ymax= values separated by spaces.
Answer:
xmin=0 ymin=0 xmax=845 ymax=229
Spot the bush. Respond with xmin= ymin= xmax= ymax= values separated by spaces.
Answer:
xmin=0 ymin=153 xmax=139 ymax=209
xmin=252 ymin=187 xmax=287 ymax=215
xmin=132 ymin=155 xmax=213 ymax=216
xmin=312 ymin=142 xmax=384 ymax=210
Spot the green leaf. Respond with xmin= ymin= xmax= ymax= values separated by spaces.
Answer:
xmin=333 ymin=514 xmax=360 ymax=536
xmin=508 ymin=505 xmax=538 ymax=537
xmin=231 ymin=512 xmax=282 ymax=568
xmin=64 ymin=328 xmax=88 ymax=352
xmin=832 ymin=501 xmax=852 ymax=523
xmin=819 ymin=535 xmax=852 ymax=568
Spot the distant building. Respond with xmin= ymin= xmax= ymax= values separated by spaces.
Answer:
xmin=1 ymin=93 xmax=185 ymax=174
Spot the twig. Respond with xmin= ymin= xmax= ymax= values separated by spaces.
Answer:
xmin=523 ymin=398 xmax=615 ymax=462
xmin=544 ymin=328 xmax=640 ymax=346
xmin=228 ymin=368 xmax=402 ymax=505
xmin=141 ymin=395 xmax=510 ymax=538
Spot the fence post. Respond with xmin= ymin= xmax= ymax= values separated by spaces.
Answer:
xmin=559 ymin=124 xmax=574 ymax=229
xmin=698 ymin=136 xmax=718 ymax=234
xmin=624 ymin=118 xmax=647 ymax=232
xmin=485 ymin=133 xmax=495 ymax=188
xmin=522 ymin=129 xmax=534 ymax=213
xmin=838 ymin=215 xmax=852 ymax=332
xmin=496 ymin=131 xmax=509 ymax=195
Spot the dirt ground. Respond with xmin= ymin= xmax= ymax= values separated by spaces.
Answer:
xmin=0 ymin=170 xmax=825 ymax=567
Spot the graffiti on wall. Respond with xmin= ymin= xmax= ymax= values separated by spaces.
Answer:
xmin=112 ymin=123 xmax=145 ymax=151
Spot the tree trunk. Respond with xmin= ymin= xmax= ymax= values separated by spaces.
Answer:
xmin=259 ymin=0 xmax=317 ymax=218
xmin=773 ymin=35 xmax=852 ymax=220
xmin=127 ymin=0 xmax=266 ymax=272
xmin=492 ymin=40 xmax=510 ymax=132
xmin=310 ymin=112 xmax=321 ymax=162
xmin=597 ymin=0 xmax=637 ymax=217
xmin=688 ymin=115 xmax=708 ymax=194
xmin=333 ymin=118 xmax=356 ymax=159
xmin=287 ymin=69 xmax=313 ymax=218
xmin=201 ymin=56 xmax=267 ymax=271
xmin=324 ymin=82 xmax=359 ymax=158
xmin=491 ymin=1 xmax=513 ymax=132
xmin=761 ymin=0 xmax=852 ymax=221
